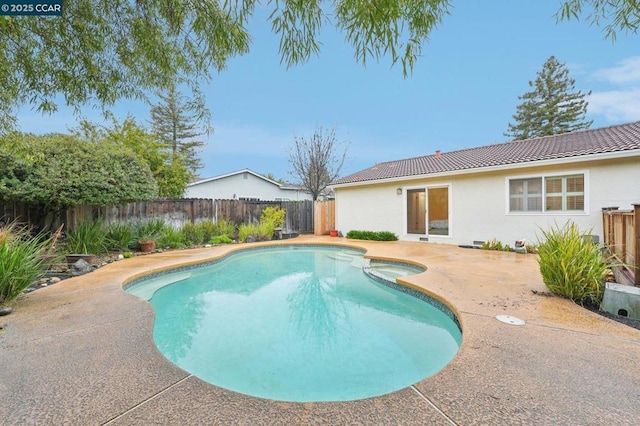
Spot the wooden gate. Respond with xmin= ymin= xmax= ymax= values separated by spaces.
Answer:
xmin=602 ymin=205 xmax=640 ymax=286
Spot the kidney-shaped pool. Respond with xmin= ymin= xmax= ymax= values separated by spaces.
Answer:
xmin=125 ymin=245 xmax=461 ymax=402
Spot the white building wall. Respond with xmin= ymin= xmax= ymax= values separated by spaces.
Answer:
xmin=185 ymin=172 xmax=312 ymax=201
xmin=335 ymin=157 xmax=640 ymax=247
xmin=334 ymin=182 xmax=405 ymax=235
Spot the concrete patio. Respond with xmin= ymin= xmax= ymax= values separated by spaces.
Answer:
xmin=1 ymin=236 xmax=639 ymax=425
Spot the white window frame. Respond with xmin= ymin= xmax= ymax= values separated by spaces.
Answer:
xmin=505 ymin=170 xmax=589 ymax=215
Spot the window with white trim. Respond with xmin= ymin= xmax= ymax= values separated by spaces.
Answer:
xmin=509 ymin=178 xmax=542 ymax=212
xmin=509 ymin=173 xmax=585 ymax=213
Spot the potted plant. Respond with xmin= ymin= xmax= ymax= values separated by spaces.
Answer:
xmin=136 ymin=227 xmax=159 ymax=252
xmin=134 ymin=218 xmax=164 ymax=253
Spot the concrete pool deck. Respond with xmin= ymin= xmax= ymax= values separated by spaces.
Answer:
xmin=1 ymin=236 xmax=639 ymax=425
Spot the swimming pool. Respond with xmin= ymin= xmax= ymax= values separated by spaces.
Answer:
xmin=126 ymin=245 xmax=461 ymax=402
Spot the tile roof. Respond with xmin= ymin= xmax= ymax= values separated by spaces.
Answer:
xmin=332 ymin=121 xmax=640 ymax=185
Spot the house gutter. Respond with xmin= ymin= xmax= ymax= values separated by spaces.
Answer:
xmin=329 ymin=149 xmax=640 ymax=189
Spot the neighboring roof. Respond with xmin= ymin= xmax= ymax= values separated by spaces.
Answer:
xmin=188 ymin=168 xmax=305 ymax=191
xmin=332 ymin=121 xmax=640 ymax=186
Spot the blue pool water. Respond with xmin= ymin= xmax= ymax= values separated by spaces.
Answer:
xmin=126 ymin=246 xmax=461 ymax=402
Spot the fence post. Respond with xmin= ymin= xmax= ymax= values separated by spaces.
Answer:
xmin=602 ymin=207 xmax=618 ymax=249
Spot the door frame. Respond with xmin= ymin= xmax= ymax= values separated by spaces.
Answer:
xmin=402 ymin=183 xmax=452 ymax=239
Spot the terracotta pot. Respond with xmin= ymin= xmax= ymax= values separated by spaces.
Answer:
xmin=66 ymin=254 xmax=96 ymax=267
xmin=138 ymin=240 xmax=156 ymax=253
xmin=329 ymin=230 xmax=339 ymax=237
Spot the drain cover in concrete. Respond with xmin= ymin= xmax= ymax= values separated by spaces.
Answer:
xmin=495 ymin=315 xmax=525 ymax=326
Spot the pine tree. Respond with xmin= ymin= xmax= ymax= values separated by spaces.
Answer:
xmin=149 ymin=86 xmax=210 ymax=181
xmin=505 ymin=56 xmax=592 ymax=140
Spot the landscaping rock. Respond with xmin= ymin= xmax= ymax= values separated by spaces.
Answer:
xmin=71 ymin=259 xmax=94 ymax=276
xmin=49 ymin=277 xmax=61 ymax=283
xmin=0 ymin=306 xmax=13 ymax=316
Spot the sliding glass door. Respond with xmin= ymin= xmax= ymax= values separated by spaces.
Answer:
xmin=406 ymin=186 xmax=449 ymax=237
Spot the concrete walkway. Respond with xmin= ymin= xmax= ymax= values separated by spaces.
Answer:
xmin=1 ymin=237 xmax=639 ymax=425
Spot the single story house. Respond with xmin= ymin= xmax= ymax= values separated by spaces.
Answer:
xmin=330 ymin=121 xmax=640 ymax=247
xmin=185 ymin=169 xmax=312 ymax=201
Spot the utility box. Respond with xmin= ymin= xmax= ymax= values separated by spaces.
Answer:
xmin=601 ymin=283 xmax=640 ymax=320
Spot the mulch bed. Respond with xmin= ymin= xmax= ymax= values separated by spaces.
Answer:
xmin=583 ymin=304 xmax=640 ymax=331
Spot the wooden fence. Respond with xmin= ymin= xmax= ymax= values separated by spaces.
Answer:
xmin=1 ymin=199 xmax=316 ymax=234
xmin=602 ymin=205 xmax=640 ymax=286
xmin=314 ymin=200 xmax=335 ymax=235
xmin=213 ymin=199 xmax=314 ymax=234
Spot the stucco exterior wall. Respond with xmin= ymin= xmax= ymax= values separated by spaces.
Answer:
xmin=334 ymin=157 xmax=639 ymax=247
xmin=185 ymin=172 xmax=311 ymax=201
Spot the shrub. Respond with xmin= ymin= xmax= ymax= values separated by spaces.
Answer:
xmin=158 ymin=226 xmax=185 ymax=249
xmin=0 ymin=222 xmax=52 ymax=305
xmin=181 ymin=221 xmax=205 ymax=246
xmin=196 ymin=220 xmax=217 ymax=243
xmin=105 ymin=222 xmax=134 ymax=251
xmin=64 ymin=219 xmax=108 ymax=254
xmin=211 ymin=235 xmax=233 ymax=245
xmin=481 ymin=238 xmax=512 ymax=252
xmin=345 ymin=230 xmax=398 ymax=241
xmin=214 ymin=218 xmax=236 ymax=239
xmin=537 ymin=221 xmax=614 ymax=306
xmin=256 ymin=221 xmax=275 ymax=241
xmin=238 ymin=223 xmax=257 ymax=243
xmin=260 ymin=207 xmax=286 ymax=229
xmin=375 ymin=231 xmax=399 ymax=241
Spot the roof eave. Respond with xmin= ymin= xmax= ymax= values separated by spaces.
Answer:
xmin=330 ymin=149 xmax=640 ymax=189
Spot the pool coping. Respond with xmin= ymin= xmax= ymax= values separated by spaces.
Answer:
xmin=2 ymin=236 xmax=640 ymax=425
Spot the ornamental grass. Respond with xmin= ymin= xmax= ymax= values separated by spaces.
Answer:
xmin=537 ymin=221 xmax=614 ymax=306
xmin=0 ymin=222 xmax=51 ymax=305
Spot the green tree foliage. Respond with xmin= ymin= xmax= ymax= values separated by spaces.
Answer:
xmin=149 ymin=86 xmax=208 ymax=181
xmin=0 ymin=133 xmax=157 ymax=211
xmin=74 ymin=117 xmax=190 ymax=197
xmin=505 ymin=56 xmax=592 ymax=140
xmin=263 ymin=173 xmax=286 ymax=184
xmin=0 ymin=0 xmax=452 ymax=133
xmin=288 ymin=126 xmax=348 ymax=201
xmin=557 ymin=0 xmax=640 ymax=40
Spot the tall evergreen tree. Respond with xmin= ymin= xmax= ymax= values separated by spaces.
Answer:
xmin=505 ymin=56 xmax=593 ymax=140
xmin=149 ymin=86 xmax=210 ymax=181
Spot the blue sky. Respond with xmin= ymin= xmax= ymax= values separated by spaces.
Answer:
xmin=17 ymin=1 xmax=640 ymax=183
